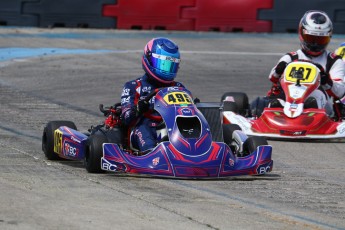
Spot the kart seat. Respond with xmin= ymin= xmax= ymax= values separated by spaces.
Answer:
xmin=268 ymin=98 xmax=283 ymax=108
xmin=304 ymin=97 xmax=318 ymax=109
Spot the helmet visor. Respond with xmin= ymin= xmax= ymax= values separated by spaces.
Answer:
xmin=150 ymin=53 xmax=180 ymax=74
xmin=302 ymin=33 xmax=330 ymax=46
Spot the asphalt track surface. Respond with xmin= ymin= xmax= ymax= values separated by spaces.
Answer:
xmin=0 ymin=28 xmax=345 ymax=230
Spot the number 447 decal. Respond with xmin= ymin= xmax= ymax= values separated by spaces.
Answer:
xmin=284 ymin=62 xmax=318 ymax=84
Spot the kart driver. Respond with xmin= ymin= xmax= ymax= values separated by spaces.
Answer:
xmin=268 ymin=10 xmax=345 ymax=117
xmin=119 ymin=37 xmax=188 ymax=153
xmin=335 ymin=42 xmax=345 ymax=61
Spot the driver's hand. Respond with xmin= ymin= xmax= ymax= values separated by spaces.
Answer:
xmin=137 ymin=100 xmax=150 ymax=114
xmin=275 ymin=61 xmax=287 ymax=75
xmin=267 ymin=83 xmax=282 ymax=97
xmin=320 ymin=72 xmax=333 ymax=91
xmin=312 ymin=63 xmax=333 ymax=89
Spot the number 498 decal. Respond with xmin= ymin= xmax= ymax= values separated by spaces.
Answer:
xmin=163 ymin=92 xmax=193 ymax=105
xmin=54 ymin=129 xmax=63 ymax=154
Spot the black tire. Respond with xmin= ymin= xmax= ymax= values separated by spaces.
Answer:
xmin=42 ymin=120 xmax=77 ymax=160
xmin=222 ymin=101 xmax=239 ymax=113
xmin=222 ymin=124 xmax=242 ymax=146
xmin=221 ymin=92 xmax=249 ymax=116
xmin=105 ymin=128 xmax=123 ymax=144
xmin=250 ymin=97 xmax=270 ymax=118
xmin=242 ymin=136 xmax=268 ymax=157
xmin=85 ymin=134 xmax=108 ymax=173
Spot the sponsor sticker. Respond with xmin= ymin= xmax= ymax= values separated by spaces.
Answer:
xmin=289 ymin=103 xmax=298 ymax=111
xmin=181 ymin=108 xmax=193 ymax=116
xmin=280 ymin=130 xmax=306 ymax=136
xmin=256 ymin=162 xmax=273 ymax=174
xmin=63 ymin=142 xmax=79 ymax=157
xmin=102 ymin=159 xmax=126 ymax=172
xmin=229 ymin=158 xmax=235 ymax=167
xmin=121 ymin=96 xmax=130 ymax=104
xmin=121 ymin=88 xmax=130 ymax=96
xmin=337 ymin=123 xmax=345 ymax=134
xmin=71 ymin=136 xmax=81 ymax=143
xmin=142 ymin=86 xmax=151 ymax=92
xmin=152 ymin=157 xmax=160 ymax=166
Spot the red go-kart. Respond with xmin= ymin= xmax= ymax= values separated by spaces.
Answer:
xmin=222 ymin=60 xmax=345 ymax=140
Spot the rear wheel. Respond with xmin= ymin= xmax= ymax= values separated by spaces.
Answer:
xmin=42 ymin=121 xmax=77 ymax=160
xmin=242 ymin=136 xmax=268 ymax=156
xmin=85 ymin=134 xmax=108 ymax=173
xmin=222 ymin=101 xmax=239 ymax=113
xmin=222 ymin=124 xmax=241 ymax=146
xmin=221 ymin=92 xmax=249 ymax=116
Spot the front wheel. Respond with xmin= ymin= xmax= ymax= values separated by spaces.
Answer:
xmin=42 ymin=120 xmax=77 ymax=160
xmin=242 ymin=136 xmax=268 ymax=157
xmin=222 ymin=124 xmax=241 ymax=146
xmin=85 ymin=134 xmax=108 ymax=173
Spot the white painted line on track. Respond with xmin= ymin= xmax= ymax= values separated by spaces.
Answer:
xmin=0 ymin=141 xmax=40 ymax=161
xmin=107 ymin=50 xmax=284 ymax=56
xmin=182 ymin=51 xmax=283 ymax=56
xmin=0 ymin=48 xmax=284 ymax=66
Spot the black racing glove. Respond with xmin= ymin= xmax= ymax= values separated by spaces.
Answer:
xmin=275 ymin=61 xmax=288 ymax=75
xmin=267 ymin=83 xmax=282 ymax=97
xmin=137 ymin=100 xmax=150 ymax=114
xmin=311 ymin=62 xmax=333 ymax=87
xmin=320 ymin=72 xmax=333 ymax=87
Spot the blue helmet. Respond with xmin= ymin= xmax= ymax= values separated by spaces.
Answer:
xmin=142 ymin=37 xmax=181 ymax=84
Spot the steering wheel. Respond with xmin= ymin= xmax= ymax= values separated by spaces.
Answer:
xmin=140 ymin=88 xmax=163 ymax=122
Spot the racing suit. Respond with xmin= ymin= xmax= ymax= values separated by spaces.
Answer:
xmin=121 ymin=74 xmax=186 ymax=152
xmin=269 ymin=49 xmax=345 ymax=115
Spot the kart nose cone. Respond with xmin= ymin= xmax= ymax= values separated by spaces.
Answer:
xmin=174 ymin=167 xmax=218 ymax=177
